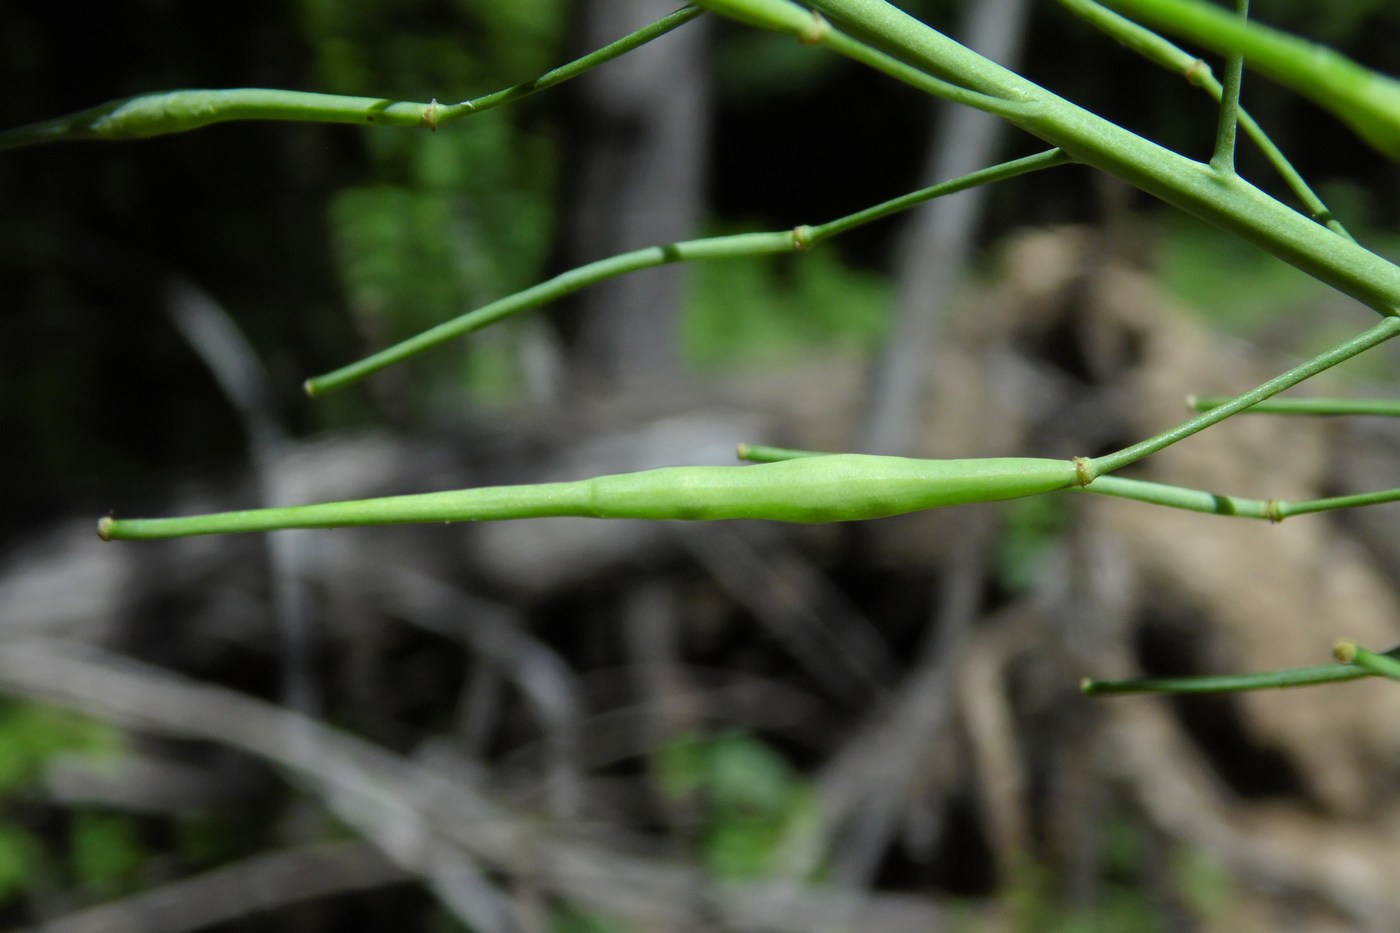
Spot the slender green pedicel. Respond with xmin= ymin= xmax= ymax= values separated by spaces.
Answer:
xmin=97 ymin=454 xmax=1082 ymax=540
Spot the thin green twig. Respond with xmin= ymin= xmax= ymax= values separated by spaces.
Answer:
xmin=1070 ymin=475 xmax=1400 ymax=521
xmin=1210 ymin=0 xmax=1249 ymax=174
xmin=1081 ymin=662 xmax=1372 ymax=695
xmin=304 ymin=148 xmax=1070 ymax=394
xmin=1188 ymin=396 xmax=1400 ymax=416
xmin=0 ymin=5 xmax=703 ymax=149
xmin=1084 ymin=641 xmax=1400 ymax=695
xmin=1085 ymin=316 xmax=1400 ymax=478
xmin=1335 ymin=640 xmax=1400 ymax=683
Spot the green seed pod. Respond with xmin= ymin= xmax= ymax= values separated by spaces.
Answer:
xmin=97 ymin=454 xmax=1081 ymax=540
xmin=583 ymin=454 xmax=1080 ymax=522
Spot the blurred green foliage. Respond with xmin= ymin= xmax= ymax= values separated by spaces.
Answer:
xmin=0 ymin=701 xmax=121 ymax=794
xmin=986 ymin=817 xmax=1231 ymax=932
xmin=300 ymin=0 xmax=567 ymax=411
xmin=0 ymin=825 xmax=44 ymax=904
xmin=997 ymin=493 xmax=1072 ymax=594
xmin=684 ymin=241 xmax=892 ymax=370
xmin=0 ymin=701 xmax=123 ymax=906
xmin=657 ymin=730 xmax=819 ymax=880
xmin=70 ymin=810 xmax=146 ymax=896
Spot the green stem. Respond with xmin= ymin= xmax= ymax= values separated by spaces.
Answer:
xmin=1334 ymin=641 xmax=1400 ymax=683
xmin=0 ymin=6 xmax=703 ymax=149
xmin=305 ymin=148 xmax=1068 ymax=394
xmin=1081 ymin=662 xmax=1372 ymax=695
xmin=1084 ymin=316 xmax=1400 ymax=478
xmin=1072 ymin=475 xmax=1400 ymax=521
xmin=1056 ymin=0 xmax=1351 ymax=238
xmin=734 ymin=443 xmax=829 ymax=462
xmin=1189 ymin=396 xmax=1400 ymax=416
xmin=1209 ymin=0 xmax=1248 ymax=174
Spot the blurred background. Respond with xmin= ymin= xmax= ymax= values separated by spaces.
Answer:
xmin=3 ymin=1 xmax=1400 ymax=929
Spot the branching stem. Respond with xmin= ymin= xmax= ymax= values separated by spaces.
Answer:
xmin=1058 ymin=0 xmax=1350 ymax=237
xmin=1084 ymin=316 xmax=1400 ymax=478
xmin=1210 ymin=0 xmax=1249 ymax=174
xmin=305 ymin=148 xmax=1070 ymax=394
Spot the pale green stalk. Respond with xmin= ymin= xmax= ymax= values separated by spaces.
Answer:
xmin=1070 ymin=476 xmax=1400 ymax=522
xmin=1097 ymin=0 xmax=1400 ymax=159
xmin=1209 ymin=0 xmax=1248 ymax=174
xmin=1189 ymin=396 xmax=1400 ymax=417
xmin=0 ymin=6 xmax=703 ymax=149
xmin=1057 ymin=0 xmax=1350 ymax=237
xmin=305 ymin=148 xmax=1070 ymax=394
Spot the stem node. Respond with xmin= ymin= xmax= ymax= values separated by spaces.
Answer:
xmin=1072 ymin=456 xmax=1094 ymax=486
xmin=1182 ymin=57 xmax=1210 ymax=86
xmin=800 ymin=11 xmax=829 ymax=45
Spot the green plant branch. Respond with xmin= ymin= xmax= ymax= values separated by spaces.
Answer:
xmin=1209 ymin=0 xmax=1248 ymax=174
xmin=747 ymin=0 xmax=1400 ymax=315
xmin=1069 ymin=475 xmax=1400 ymax=521
xmin=1189 ymin=396 xmax=1400 ymax=417
xmin=1058 ymin=0 xmax=1350 ymax=238
xmin=1084 ymin=642 xmax=1400 ymax=697
xmin=1335 ymin=640 xmax=1400 ymax=683
xmin=304 ymin=147 xmax=1070 ymax=394
xmin=1096 ymin=0 xmax=1400 ymax=159
xmin=1080 ymin=661 xmax=1376 ymax=696
xmin=0 ymin=5 xmax=703 ymax=150
xmin=1083 ymin=316 xmax=1400 ymax=478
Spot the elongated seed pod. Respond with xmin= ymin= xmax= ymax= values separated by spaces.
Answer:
xmin=97 ymin=454 xmax=1081 ymax=541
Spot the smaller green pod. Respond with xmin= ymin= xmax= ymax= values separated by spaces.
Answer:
xmin=97 ymin=454 xmax=1081 ymax=540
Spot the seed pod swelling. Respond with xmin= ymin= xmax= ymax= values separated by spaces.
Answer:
xmin=97 ymin=454 xmax=1081 ymax=540
xmin=583 ymin=454 xmax=1079 ymax=521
